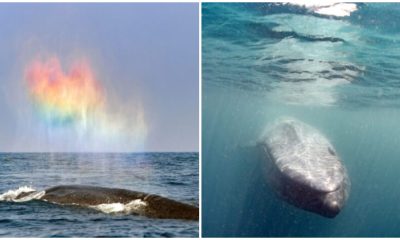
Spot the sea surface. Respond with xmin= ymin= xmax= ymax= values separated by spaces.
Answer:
xmin=0 ymin=152 xmax=198 ymax=237
xmin=202 ymin=3 xmax=400 ymax=237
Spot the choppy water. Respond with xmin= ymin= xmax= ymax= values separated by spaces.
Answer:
xmin=0 ymin=152 xmax=198 ymax=237
xmin=202 ymin=3 xmax=400 ymax=237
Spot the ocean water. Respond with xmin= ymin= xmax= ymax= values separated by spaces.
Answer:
xmin=0 ymin=152 xmax=198 ymax=237
xmin=202 ymin=3 xmax=400 ymax=237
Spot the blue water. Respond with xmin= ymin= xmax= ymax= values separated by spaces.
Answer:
xmin=0 ymin=152 xmax=198 ymax=237
xmin=202 ymin=3 xmax=400 ymax=237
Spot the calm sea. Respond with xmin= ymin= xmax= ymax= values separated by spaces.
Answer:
xmin=0 ymin=152 xmax=198 ymax=237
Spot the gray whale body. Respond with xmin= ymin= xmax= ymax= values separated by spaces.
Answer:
xmin=260 ymin=118 xmax=350 ymax=218
xmin=16 ymin=185 xmax=198 ymax=220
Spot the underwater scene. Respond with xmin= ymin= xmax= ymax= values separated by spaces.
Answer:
xmin=202 ymin=3 xmax=400 ymax=237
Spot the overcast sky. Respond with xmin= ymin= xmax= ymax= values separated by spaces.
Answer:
xmin=0 ymin=3 xmax=199 ymax=152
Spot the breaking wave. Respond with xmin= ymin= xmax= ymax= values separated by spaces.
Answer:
xmin=0 ymin=186 xmax=45 ymax=202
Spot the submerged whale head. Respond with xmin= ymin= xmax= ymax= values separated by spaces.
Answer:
xmin=262 ymin=117 xmax=350 ymax=218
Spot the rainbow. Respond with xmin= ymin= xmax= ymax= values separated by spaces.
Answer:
xmin=25 ymin=57 xmax=104 ymax=126
xmin=25 ymin=56 xmax=147 ymax=151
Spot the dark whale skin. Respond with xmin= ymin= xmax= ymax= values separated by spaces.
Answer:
xmin=18 ymin=185 xmax=198 ymax=221
xmin=260 ymin=118 xmax=350 ymax=218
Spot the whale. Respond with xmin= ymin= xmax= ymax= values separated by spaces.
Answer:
xmin=259 ymin=117 xmax=350 ymax=218
xmin=14 ymin=185 xmax=198 ymax=221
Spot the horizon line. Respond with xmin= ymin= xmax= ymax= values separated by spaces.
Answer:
xmin=0 ymin=151 xmax=199 ymax=154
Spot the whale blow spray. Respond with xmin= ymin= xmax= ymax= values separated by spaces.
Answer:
xmin=25 ymin=56 xmax=147 ymax=152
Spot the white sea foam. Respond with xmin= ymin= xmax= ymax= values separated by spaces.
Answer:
xmin=287 ymin=1 xmax=358 ymax=17
xmin=14 ymin=191 xmax=45 ymax=202
xmin=0 ymin=186 xmax=44 ymax=202
xmin=90 ymin=199 xmax=148 ymax=215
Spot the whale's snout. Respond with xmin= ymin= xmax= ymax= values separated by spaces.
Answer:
xmin=321 ymin=200 xmax=341 ymax=218
xmin=318 ymin=187 xmax=348 ymax=218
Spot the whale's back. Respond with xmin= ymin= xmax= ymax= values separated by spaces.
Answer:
xmin=43 ymin=185 xmax=146 ymax=205
xmin=41 ymin=185 xmax=199 ymax=220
